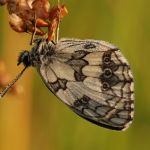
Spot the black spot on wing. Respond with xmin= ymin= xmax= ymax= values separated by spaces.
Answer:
xmin=49 ymin=81 xmax=60 ymax=93
xmin=100 ymin=73 xmax=120 ymax=87
xmin=72 ymin=50 xmax=90 ymax=59
xmin=66 ymin=59 xmax=88 ymax=72
xmin=66 ymin=59 xmax=88 ymax=81
xmin=49 ymin=79 xmax=67 ymax=93
xmin=102 ymin=50 xmax=119 ymax=71
xmin=74 ymin=95 xmax=90 ymax=107
xmin=74 ymin=72 xmax=86 ymax=82
xmin=70 ymin=94 xmax=125 ymax=130
xmin=84 ymin=43 xmax=96 ymax=49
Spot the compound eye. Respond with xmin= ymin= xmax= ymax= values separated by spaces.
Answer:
xmin=103 ymin=68 xmax=112 ymax=78
xmin=17 ymin=51 xmax=31 ymax=67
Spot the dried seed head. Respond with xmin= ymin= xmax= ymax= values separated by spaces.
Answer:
xmin=0 ymin=0 xmax=7 ymax=5
xmin=32 ymin=0 xmax=50 ymax=19
xmin=9 ymin=13 xmax=26 ymax=32
xmin=1 ymin=0 xmax=68 ymax=41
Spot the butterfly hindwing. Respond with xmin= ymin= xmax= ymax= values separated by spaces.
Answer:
xmin=36 ymin=38 xmax=134 ymax=131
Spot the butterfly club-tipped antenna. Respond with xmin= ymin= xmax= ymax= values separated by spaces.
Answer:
xmin=0 ymin=51 xmax=31 ymax=98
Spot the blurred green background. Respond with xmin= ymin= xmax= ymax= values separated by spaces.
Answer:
xmin=0 ymin=0 xmax=150 ymax=150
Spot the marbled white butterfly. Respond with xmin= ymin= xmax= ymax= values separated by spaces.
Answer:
xmin=0 ymin=38 xmax=134 ymax=131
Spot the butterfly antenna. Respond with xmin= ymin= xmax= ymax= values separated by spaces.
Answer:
xmin=30 ymin=12 xmax=37 ymax=45
xmin=56 ymin=0 xmax=60 ymax=43
xmin=0 ymin=67 xmax=27 ymax=98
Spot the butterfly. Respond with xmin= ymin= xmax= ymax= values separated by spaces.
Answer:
xmin=0 ymin=37 xmax=134 ymax=131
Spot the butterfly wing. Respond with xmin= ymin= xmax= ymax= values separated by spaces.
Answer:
xmin=37 ymin=38 xmax=134 ymax=131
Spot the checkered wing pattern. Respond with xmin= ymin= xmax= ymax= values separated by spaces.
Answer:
xmin=35 ymin=39 xmax=134 ymax=131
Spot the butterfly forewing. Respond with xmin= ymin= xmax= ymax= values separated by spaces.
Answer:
xmin=35 ymin=38 xmax=134 ymax=131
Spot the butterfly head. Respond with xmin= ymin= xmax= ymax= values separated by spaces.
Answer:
xmin=17 ymin=50 xmax=31 ymax=67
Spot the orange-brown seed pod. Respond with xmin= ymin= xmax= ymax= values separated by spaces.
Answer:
xmin=0 ymin=0 xmax=7 ymax=5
